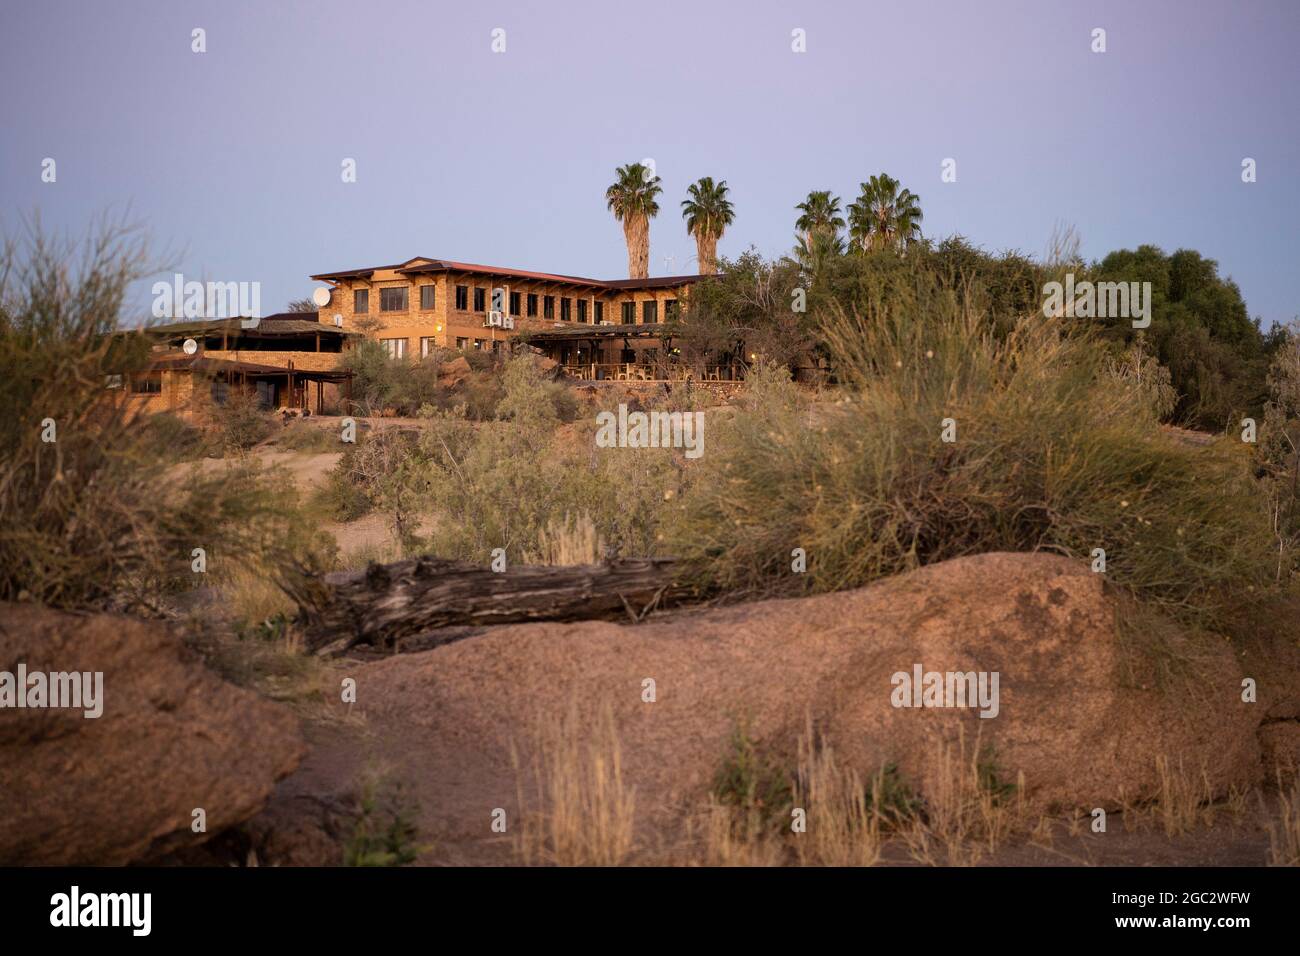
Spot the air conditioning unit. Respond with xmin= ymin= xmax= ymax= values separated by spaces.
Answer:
xmin=486 ymin=311 xmax=514 ymax=330
xmin=600 ymin=320 xmax=615 ymax=326
xmin=333 ymin=314 xmax=344 ymax=327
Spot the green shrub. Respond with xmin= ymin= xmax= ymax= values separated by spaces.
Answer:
xmin=711 ymin=723 xmax=793 ymax=830
xmin=668 ymin=277 xmax=1279 ymax=632
xmin=344 ymin=776 xmax=422 ymax=867
xmin=0 ymin=219 xmax=321 ymax=609
xmin=272 ymin=419 xmax=341 ymax=453
xmin=212 ymin=387 xmax=272 ymax=453
xmin=389 ymin=356 xmax=684 ymax=563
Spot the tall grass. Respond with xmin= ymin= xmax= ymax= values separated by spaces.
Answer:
xmin=0 ymin=219 xmax=324 ymax=610
xmin=670 ymin=279 xmax=1278 ymax=628
xmin=512 ymin=704 xmax=637 ymax=866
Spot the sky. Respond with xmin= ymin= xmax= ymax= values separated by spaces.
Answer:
xmin=1 ymin=0 xmax=1297 ymax=326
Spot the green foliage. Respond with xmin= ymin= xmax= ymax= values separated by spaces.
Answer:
xmin=668 ymin=272 xmax=1280 ymax=633
xmin=1088 ymin=245 xmax=1268 ymax=429
xmin=711 ymin=723 xmax=792 ymax=828
xmin=847 ymin=173 xmax=923 ymax=252
xmin=0 ymin=218 xmax=322 ymax=610
xmin=397 ymin=357 xmax=682 ymax=561
xmin=344 ymin=777 xmax=422 ymax=867
xmin=212 ymin=386 xmax=272 ymax=453
xmin=271 ymin=419 xmax=341 ymax=453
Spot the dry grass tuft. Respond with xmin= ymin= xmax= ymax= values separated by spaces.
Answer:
xmin=1266 ymin=775 xmax=1300 ymax=866
xmin=512 ymin=703 xmax=637 ymax=866
xmin=791 ymin=721 xmax=881 ymax=866
xmin=901 ymin=730 xmax=1022 ymax=866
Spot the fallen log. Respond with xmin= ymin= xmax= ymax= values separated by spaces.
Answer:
xmin=286 ymin=556 xmax=685 ymax=656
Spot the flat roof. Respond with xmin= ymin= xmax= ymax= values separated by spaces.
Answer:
xmin=138 ymin=316 xmax=357 ymax=338
xmin=311 ymin=256 xmax=713 ymax=291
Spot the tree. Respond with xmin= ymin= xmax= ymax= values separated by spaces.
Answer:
xmin=680 ymin=177 xmax=735 ymax=275
xmin=605 ymin=163 xmax=662 ymax=279
xmin=286 ymin=298 xmax=317 ymax=312
xmin=794 ymin=190 xmax=845 ymax=249
xmin=847 ymin=173 xmax=923 ymax=253
xmin=1091 ymin=245 xmax=1265 ymax=428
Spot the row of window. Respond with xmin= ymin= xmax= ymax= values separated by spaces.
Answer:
xmin=379 ymin=337 xmax=503 ymax=359
xmin=353 ymin=284 xmax=675 ymax=324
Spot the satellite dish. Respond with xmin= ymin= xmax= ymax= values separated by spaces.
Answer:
xmin=333 ymin=314 xmax=344 ymax=327
xmin=311 ymin=287 xmax=332 ymax=308
xmin=182 ymin=338 xmax=198 ymax=355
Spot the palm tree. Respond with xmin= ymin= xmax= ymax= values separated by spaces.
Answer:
xmin=606 ymin=163 xmax=663 ymax=279
xmin=790 ymin=227 xmax=845 ymax=277
xmin=680 ymin=177 xmax=735 ymax=275
xmin=794 ymin=190 xmax=845 ymax=249
xmin=847 ymin=174 xmax=923 ymax=253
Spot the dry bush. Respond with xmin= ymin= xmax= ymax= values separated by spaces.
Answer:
xmin=687 ymin=797 xmax=787 ymax=867
xmin=512 ymin=703 xmax=637 ymax=866
xmin=792 ymin=722 xmax=882 ymax=866
xmin=1151 ymin=755 xmax=1216 ymax=836
xmin=1266 ymin=776 xmax=1300 ymax=866
xmin=0 ymin=218 xmax=325 ymax=610
xmin=901 ymin=730 xmax=1022 ymax=866
xmin=523 ymin=513 xmax=605 ymax=566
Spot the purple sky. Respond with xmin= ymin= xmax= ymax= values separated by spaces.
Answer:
xmin=2 ymin=0 xmax=1297 ymax=326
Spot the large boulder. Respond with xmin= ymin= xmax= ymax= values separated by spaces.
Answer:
xmin=0 ymin=604 xmax=305 ymax=865
xmin=344 ymin=553 xmax=1266 ymax=850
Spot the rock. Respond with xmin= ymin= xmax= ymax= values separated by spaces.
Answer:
xmin=437 ymin=356 xmax=472 ymax=389
xmin=0 ymin=603 xmax=306 ymax=865
xmin=348 ymin=552 xmax=1265 ymax=848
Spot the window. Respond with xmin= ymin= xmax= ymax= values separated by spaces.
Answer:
xmin=621 ymin=301 xmax=635 ymax=324
xmin=131 ymin=372 xmax=162 ymax=394
xmin=473 ymin=287 xmax=486 ymax=312
xmin=577 ymin=300 xmax=588 ymax=323
xmin=455 ymin=285 xmax=469 ymax=310
xmin=456 ymin=337 xmax=468 ymax=349
xmin=642 ymin=300 xmax=658 ymax=324
xmin=492 ymin=341 xmax=502 ymax=354
xmin=665 ymin=299 xmax=679 ymax=321
xmin=509 ymin=291 xmax=521 ymax=316
xmin=527 ymin=293 xmax=538 ymax=316
xmin=104 ymin=374 xmax=123 ymax=389
xmin=560 ymin=297 xmax=571 ymax=321
xmin=380 ymin=287 xmax=408 ymax=312
xmin=354 ymin=288 xmax=369 ymax=314
xmin=420 ymin=337 xmax=437 ymax=357
xmin=474 ymin=338 xmax=486 ymax=350
xmin=543 ymin=296 xmax=555 ymax=319
xmin=420 ymin=285 xmax=436 ymax=310
xmin=380 ymin=337 xmax=408 ymax=359
xmin=595 ymin=301 xmax=604 ymax=323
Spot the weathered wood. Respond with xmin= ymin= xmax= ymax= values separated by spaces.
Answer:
xmin=286 ymin=556 xmax=684 ymax=656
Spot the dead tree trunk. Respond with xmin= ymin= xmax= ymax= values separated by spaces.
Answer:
xmin=286 ymin=556 xmax=684 ymax=656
